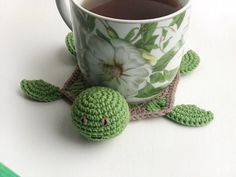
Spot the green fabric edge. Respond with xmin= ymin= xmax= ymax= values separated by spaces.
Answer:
xmin=0 ymin=163 xmax=19 ymax=177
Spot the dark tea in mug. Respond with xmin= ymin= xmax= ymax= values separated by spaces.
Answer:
xmin=82 ymin=0 xmax=183 ymax=20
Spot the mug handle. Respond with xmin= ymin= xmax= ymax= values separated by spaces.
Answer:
xmin=55 ymin=0 xmax=72 ymax=30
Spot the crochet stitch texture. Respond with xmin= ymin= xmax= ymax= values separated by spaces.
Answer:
xmin=166 ymin=105 xmax=214 ymax=126
xmin=180 ymin=50 xmax=200 ymax=74
xmin=19 ymin=32 xmax=214 ymax=142
xmin=21 ymin=79 xmax=62 ymax=102
xmin=71 ymin=87 xmax=130 ymax=141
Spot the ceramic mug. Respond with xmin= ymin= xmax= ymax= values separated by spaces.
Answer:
xmin=56 ymin=0 xmax=191 ymax=103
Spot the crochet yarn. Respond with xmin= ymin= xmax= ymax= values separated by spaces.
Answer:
xmin=71 ymin=87 xmax=130 ymax=141
xmin=69 ymin=80 xmax=90 ymax=98
xmin=62 ymin=66 xmax=180 ymax=121
xmin=166 ymin=105 xmax=214 ymax=127
xmin=19 ymin=33 xmax=214 ymax=143
xmin=144 ymin=97 xmax=168 ymax=112
xmin=21 ymin=80 xmax=62 ymax=102
xmin=65 ymin=32 xmax=76 ymax=56
xmin=180 ymin=50 xmax=200 ymax=74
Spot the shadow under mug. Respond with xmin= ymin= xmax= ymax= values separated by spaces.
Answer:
xmin=56 ymin=0 xmax=191 ymax=103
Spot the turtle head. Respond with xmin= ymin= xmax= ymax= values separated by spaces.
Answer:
xmin=71 ymin=87 xmax=130 ymax=141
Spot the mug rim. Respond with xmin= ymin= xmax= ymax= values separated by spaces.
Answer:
xmin=71 ymin=0 xmax=191 ymax=24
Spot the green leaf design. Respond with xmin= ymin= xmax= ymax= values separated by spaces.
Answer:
xmin=162 ymin=29 xmax=168 ymax=40
xmin=153 ymin=49 xmax=177 ymax=72
xmin=135 ymin=35 xmax=159 ymax=52
xmin=143 ymin=44 xmax=159 ymax=52
xmin=148 ymin=35 xmax=159 ymax=45
xmin=134 ymin=39 xmax=143 ymax=47
xmin=134 ymin=23 xmax=159 ymax=52
xmin=140 ymin=23 xmax=158 ymax=33
xmin=125 ymin=27 xmax=139 ymax=41
xmin=180 ymin=50 xmax=200 ymax=74
xmin=106 ymin=26 xmax=119 ymax=39
xmin=153 ymin=40 xmax=183 ymax=72
xmin=136 ymin=82 xmax=163 ymax=98
xmin=163 ymin=39 xmax=170 ymax=49
xmin=170 ymin=11 xmax=186 ymax=29
xmin=150 ymin=67 xmax=178 ymax=84
xmin=65 ymin=32 xmax=76 ymax=56
xmin=141 ymin=23 xmax=158 ymax=43
xmin=96 ymin=29 xmax=111 ymax=44
xmin=21 ymin=80 xmax=62 ymax=102
xmin=163 ymin=67 xmax=179 ymax=81
xmin=150 ymin=72 xmax=166 ymax=83
xmin=87 ymin=15 xmax=96 ymax=32
xmin=165 ymin=105 xmax=214 ymax=127
xmin=144 ymin=97 xmax=168 ymax=112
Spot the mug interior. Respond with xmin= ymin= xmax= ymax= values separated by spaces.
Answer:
xmin=71 ymin=0 xmax=190 ymax=23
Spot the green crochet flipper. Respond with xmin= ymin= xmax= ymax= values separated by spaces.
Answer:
xmin=166 ymin=105 xmax=214 ymax=127
xmin=180 ymin=50 xmax=200 ymax=74
xmin=71 ymin=87 xmax=130 ymax=141
xmin=20 ymin=32 xmax=214 ymax=141
xmin=65 ymin=32 xmax=76 ymax=56
xmin=143 ymin=97 xmax=168 ymax=112
xmin=21 ymin=79 xmax=62 ymax=102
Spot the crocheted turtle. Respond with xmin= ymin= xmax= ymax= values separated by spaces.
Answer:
xmin=20 ymin=33 xmax=213 ymax=141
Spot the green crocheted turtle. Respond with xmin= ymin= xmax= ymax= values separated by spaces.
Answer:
xmin=71 ymin=87 xmax=129 ymax=141
xmin=19 ymin=33 xmax=213 ymax=141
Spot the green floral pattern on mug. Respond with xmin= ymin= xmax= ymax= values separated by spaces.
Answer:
xmin=71 ymin=4 xmax=190 ymax=102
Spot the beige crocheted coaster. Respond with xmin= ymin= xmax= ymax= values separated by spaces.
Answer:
xmin=61 ymin=66 xmax=180 ymax=121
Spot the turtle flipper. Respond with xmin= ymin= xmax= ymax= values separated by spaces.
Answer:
xmin=144 ymin=97 xmax=168 ymax=112
xmin=65 ymin=32 xmax=76 ymax=56
xmin=21 ymin=80 xmax=62 ymax=102
xmin=180 ymin=50 xmax=200 ymax=74
xmin=165 ymin=104 xmax=214 ymax=127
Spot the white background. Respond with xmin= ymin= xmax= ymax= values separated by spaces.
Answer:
xmin=0 ymin=0 xmax=236 ymax=176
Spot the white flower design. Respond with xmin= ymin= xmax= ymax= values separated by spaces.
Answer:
xmin=79 ymin=35 xmax=152 ymax=98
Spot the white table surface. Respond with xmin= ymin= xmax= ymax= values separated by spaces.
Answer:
xmin=1 ymin=0 xmax=236 ymax=176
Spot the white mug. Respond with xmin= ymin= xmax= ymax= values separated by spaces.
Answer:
xmin=56 ymin=0 xmax=191 ymax=103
